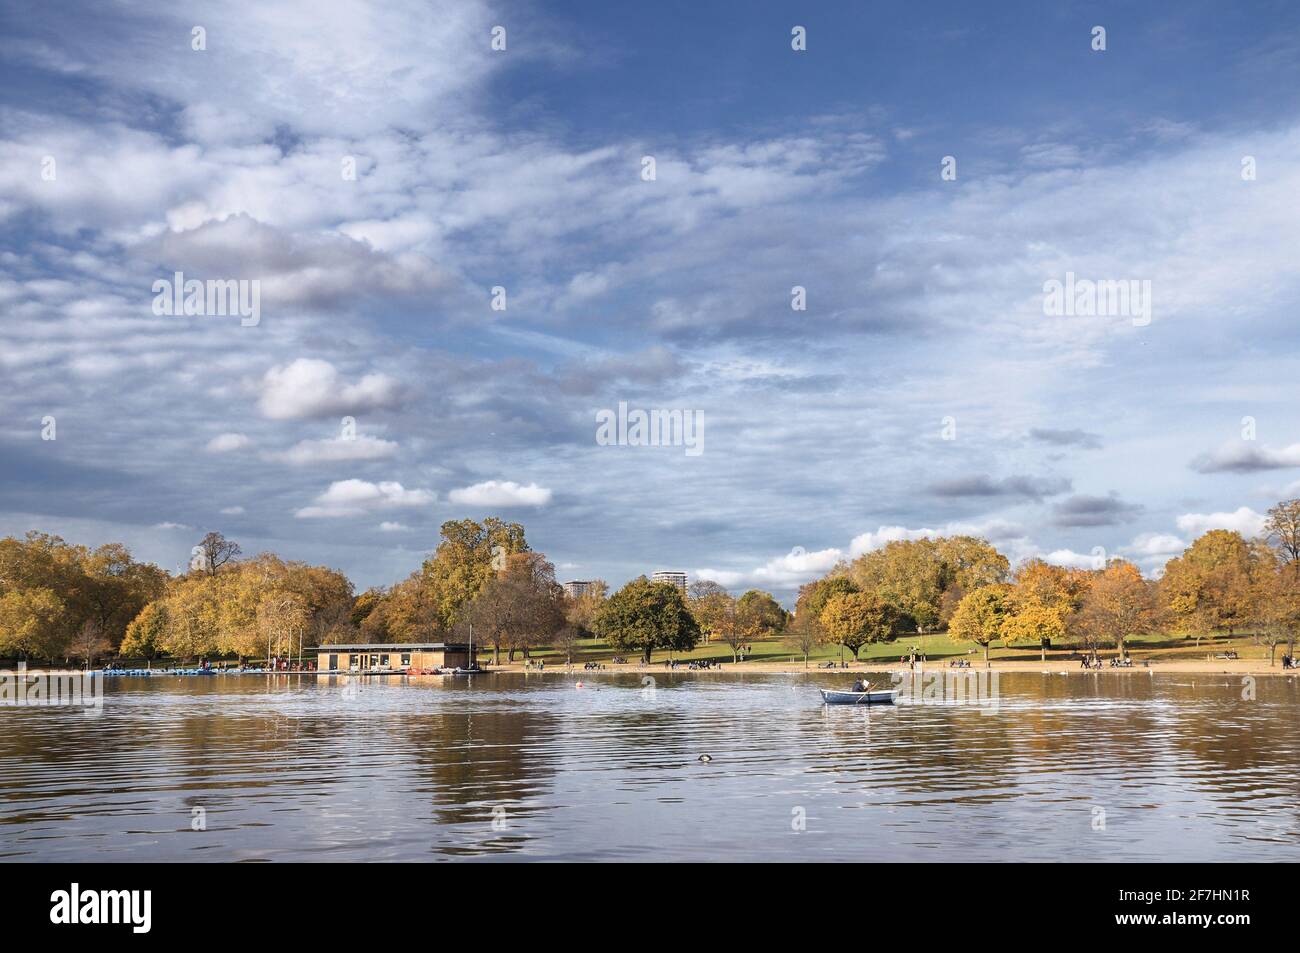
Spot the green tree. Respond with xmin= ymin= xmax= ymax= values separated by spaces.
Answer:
xmin=594 ymin=576 xmax=700 ymax=663
xmin=736 ymin=589 xmax=788 ymax=637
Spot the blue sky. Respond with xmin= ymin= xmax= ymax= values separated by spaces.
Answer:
xmin=4 ymin=0 xmax=1300 ymax=602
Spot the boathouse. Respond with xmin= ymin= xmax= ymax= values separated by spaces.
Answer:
xmin=315 ymin=643 xmax=474 ymax=672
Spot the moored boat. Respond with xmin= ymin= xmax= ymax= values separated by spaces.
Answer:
xmin=820 ymin=687 xmax=899 ymax=705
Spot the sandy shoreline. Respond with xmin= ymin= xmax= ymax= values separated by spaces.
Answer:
xmin=9 ymin=658 xmax=1296 ymax=678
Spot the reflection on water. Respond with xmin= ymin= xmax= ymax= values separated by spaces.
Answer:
xmin=1 ymin=672 xmax=1297 ymax=861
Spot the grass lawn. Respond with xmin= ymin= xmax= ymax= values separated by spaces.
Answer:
xmin=496 ymin=629 xmax=1280 ymax=667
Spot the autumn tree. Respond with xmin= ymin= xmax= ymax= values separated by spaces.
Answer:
xmin=688 ymin=579 xmax=731 ymax=643
xmin=70 ymin=619 xmax=111 ymax=669
xmin=798 ymin=575 xmax=858 ymax=619
xmin=160 ymin=578 xmax=220 ymax=661
xmin=257 ymin=591 xmax=310 ymax=664
xmin=121 ymin=601 xmax=167 ymax=659
xmin=565 ymin=580 xmax=608 ymax=634
xmin=844 ymin=536 xmax=1009 ymax=632
xmin=819 ymin=590 xmax=896 ymax=663
xmin=465 ymin=552 xmax=564 ymax=663
xmin=1264 ymin=500 xmax=1300 ymax=655
xmin=0 ymin=532 xmax=167 ymax=658
xmin=710 ymin=595 xmax=766 ymax=663
xmin=948 ymin=584 xmax=1010 ymax=662
xmin=1073 ymin=560 xmax=1157 ymax=659
xmin=1265 ymin=499 xmax=1300 ymax=570
xmin=1160 ymin=530 xmax=1255 ymax=646
xmin=1248 ymin=544 xmax=1300 ymax=665
xmin=0 ymin=587 xmax=69 ymax=660
xmin=557 ymin=580 xmax=608 ymax=666
xmin=1003 ymin=559 xmax=1091 ymax=660
xmin=417 ymin=518 xmax=529 ymax=632
xmin=843 ymin=540 xmax=946 ymax=632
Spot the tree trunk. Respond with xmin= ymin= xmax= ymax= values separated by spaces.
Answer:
xmin=983 ymin=642 xmax=989 ymax=663
xmin=642 ymin=645 xmax=652 ymax=664
xmin=1117 ymin=634 xmax=1126 ymax=659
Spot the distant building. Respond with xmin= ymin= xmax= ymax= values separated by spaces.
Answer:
xmin=651 ymin=570 xmax=687 ymax=593
xmin=563 ymin=580 xmax=599 ymax=599
xmin=312 ymin=643 xmax=473 ymax=672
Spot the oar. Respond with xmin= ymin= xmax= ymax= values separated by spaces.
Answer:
xmin=854 ymin=680 xmax=873 ymax=704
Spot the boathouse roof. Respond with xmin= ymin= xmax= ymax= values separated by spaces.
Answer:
xmin=311 ymin=643 xmax=470 ymax=652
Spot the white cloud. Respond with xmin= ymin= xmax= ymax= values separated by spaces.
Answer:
xmin=1175 ymin=507 xmax=1267 ymax=538
xmin=220 ymin=506 xmax=246 ymax=515
xmin=258 ymin=359 xmax=403 ymax=420
xmin=295 ymin=479 xmax=434 ymax=518
xmin=695 ymin=545 xmax=844 ymax=591
xmin=1122 ymin=532 xmax=1187 ymax=558
xmin=1042 ymin=548 xmax=1107 ymax=570
xmin=153 ymin=521 xmax=191 ymax=530
xmin=378 ymin=521 xmax=410 ymax=532
xmin=206 ymin=432 xmax=251 ymax=453
xmin=846 ymin=520 xmax=1025 ymax=558
xmin=267 ymin=434 xmax=399 ymax=466
xmin=848 ymin=526 xmax=941 ymax=557
xmin=448 ymin=480 xmax=552 ymax=508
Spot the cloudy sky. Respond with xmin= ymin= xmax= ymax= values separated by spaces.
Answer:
xmin=3 ymin=1 xmax=1300 ymax=602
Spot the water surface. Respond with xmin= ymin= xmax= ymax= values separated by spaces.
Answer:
xmin=1 ymin=671 xmax=1297 ymax=861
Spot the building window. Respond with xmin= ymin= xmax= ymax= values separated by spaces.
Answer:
xmin=401 ymin=654 xmax=412 ymax=666
xmin=328 ymin=655 xmax=338 ymax=671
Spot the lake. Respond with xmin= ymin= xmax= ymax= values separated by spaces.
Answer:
xmin=1 ymin=671 xmax=1297 ymax=861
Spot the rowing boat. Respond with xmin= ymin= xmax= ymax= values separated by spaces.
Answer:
xmin=820 ymin=688 xmax=899 ymax=705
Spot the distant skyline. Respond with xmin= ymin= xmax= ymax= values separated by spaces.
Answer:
xmin=4 ymin=1 xmax=1300 ymax=602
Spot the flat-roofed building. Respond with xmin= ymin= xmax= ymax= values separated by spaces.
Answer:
xmin=563 ymin=580 xmax=599 ymax=599
xmin=313 ymin=643 xmax=473 ymax=673
xmin=651 ymin=570 xmax=687 ymax=592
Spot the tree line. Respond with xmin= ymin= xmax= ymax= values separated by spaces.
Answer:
xmin=791 ymin=500 xmax=1300 ymax=666
xmin=4 ymin=500 xmax=1300 ymax=665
